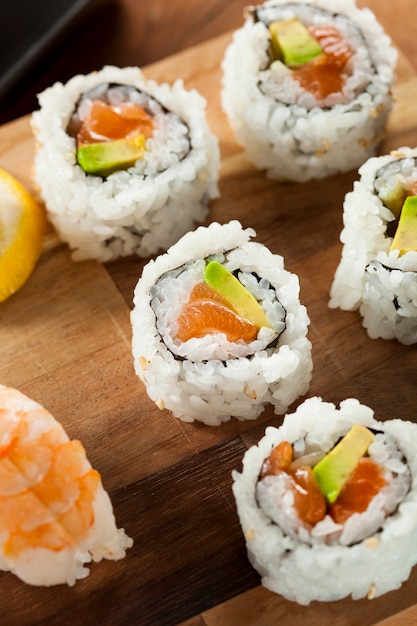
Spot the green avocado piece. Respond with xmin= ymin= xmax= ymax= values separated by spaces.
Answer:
xmin=312 ymin=424 xmax=375 ymax=504
xmin=204 ymin=261 xmax=270 ymax=329
xmin=77 ymin=136 xmax=146 ymax=177
xmin=390 ymin=195 xmax=417 ymax=255
xmin=269 ymin=17 xmax=323 ymax=67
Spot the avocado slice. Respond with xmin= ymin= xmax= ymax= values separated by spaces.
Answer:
xmin=312 ymin=424 xmax=375 ymax=504
xmin=390 ymin=195 xmax=417 ymax=255
xmin=269 ymin=17 xmax=323 ymax=67
xmin=77 ymin=136 xmax=146 ymax=177
xmin=204 ymin=261 xmax=270 ymax=329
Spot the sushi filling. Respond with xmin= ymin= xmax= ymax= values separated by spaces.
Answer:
xmin=374 ymin=157 xmax=417 ymax=223
xmin=252 ymin=4 xmax=373 ymax=109
xmin=361 ymin=157 xmax=417 ymax=332
xmin=256 ymin=427 xmax=411 ymax=546
xmin=150 ymin=253 xmax=286 ymax=362
xmin=67 ymin=83 xmax=190 ymax=177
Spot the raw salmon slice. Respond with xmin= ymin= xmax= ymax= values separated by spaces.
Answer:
xmin=295 ymin=25 xmax=353 ymax=98
xmin=176 ymin=282 xmax=258 ymax=343
xmin=77 ymin=100 xmax=155 ymax=147
xmin=329 ymin=457 xmax=387 ymax=523
xmin=311 ymin=25 xmax=353 ymax=68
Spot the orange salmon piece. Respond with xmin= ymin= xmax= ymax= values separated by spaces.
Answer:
xmin=311 ymin=25 xmax=353 ymax=68
xmin=188 ymin=281 xmax=236 ymax=308
xmin=294 ymin=25 xmax=353 ymax=99
xmin=261 ymin=441 xmax=293 ymax=477
xmin=329 ymin=457 xmax=387 ymax=524
xmin=289 ymin=465 xmax=327 ymax=526
xmin=176 ymin=282 xmax=259 ymax=343
xmin=77 ymin=100 xmax=154 ymax=147
xmin=261 ymin=441 xmax=326 ymax=526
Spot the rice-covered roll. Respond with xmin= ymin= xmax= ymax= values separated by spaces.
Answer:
xmin=221 ymin=0 xmax=397 ymax=182
xmin=0 ymin=384 xmax=133 ymax=586
xmin=31 ymin=65 xmax=220 ymax=262
xmin=131 ymin=220 xmax=312 ymax=426
xmin=232 ymin=396 xmax=417 ymax=604
xmin=329 ymin=147 xmax=417 ymax=344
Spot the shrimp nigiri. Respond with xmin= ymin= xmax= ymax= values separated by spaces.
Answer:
xmin=0 ymin=385 xmax=133 ymax=586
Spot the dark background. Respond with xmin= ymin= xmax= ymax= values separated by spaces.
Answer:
xmin=1 ymin=0 xmax=415 ymax=127
xmin=0 ymin=0 xmax=249 ymax=125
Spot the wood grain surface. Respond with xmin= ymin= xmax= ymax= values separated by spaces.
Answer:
xmin=1 ymin=2 xmax=417 ymax=625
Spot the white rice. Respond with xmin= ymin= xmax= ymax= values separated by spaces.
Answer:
xmin=221 ymin=0 xmax=397 ymax=181
xmin=329 ymin=146 xmax=417 ymax=344
xmin=131 ymin=221 xmax=312 ymax=425
xmin=232 ymin=396 xmax=417 ymax=604
xmin=31 ymin=66 xmax=220 ymax=261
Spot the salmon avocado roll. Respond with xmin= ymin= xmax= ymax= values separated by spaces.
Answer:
xmin=131 ymin=221 xmax=312 ymax=425
xmin=233 ymin=397 xmax=417 ymax=604
xmin=221 ymin=0 xmax=397 ymax=181
xmin=31 ymin=66 xmax=220 ymax=261
xmin=330 ymin=146 xmax=417 ymax=344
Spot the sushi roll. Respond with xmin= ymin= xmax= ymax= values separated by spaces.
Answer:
xmin=221 ymin=0 xmax=397 ymax=182
xmin=131 ymin=220 xmax=312 ymax=426
xmin=232 ymin=396 xmax=417 ymax=604
xmin=0 ymin=385 xmax=133 ymax=586
xmin=329 ymin=147 xmax=417 ymax=344
xmin=31 ymin=65 xmax=220 ymax=262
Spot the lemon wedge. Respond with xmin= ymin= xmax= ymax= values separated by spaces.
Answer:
xmin=0 ymin=169 xmax=46 ymax=302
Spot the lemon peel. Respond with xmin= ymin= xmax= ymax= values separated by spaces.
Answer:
xmin=0 ymin=169 xmax=46 ymax=302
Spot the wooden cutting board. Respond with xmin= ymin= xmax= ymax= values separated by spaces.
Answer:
xmin=1 ymin=31 xmax=417 ymax=626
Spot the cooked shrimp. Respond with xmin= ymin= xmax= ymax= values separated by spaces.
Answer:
xmin=0 ymin=385 xmax=133 ymax=586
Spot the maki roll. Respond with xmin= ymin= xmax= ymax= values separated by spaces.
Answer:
xmin=0 ymin=385 xmax=132 ymax=586
xmin=31 ymin=66 xmax=220 ymax=261
xmin=329 ymin=147 xmax=417 ymax=344
xmin=131 ymin=220 xmax=312 ymax=426
xmin=221 ymin=0 xmax=397 ymax=182
xmin=232 ymin=396 xmax=417 ymax=604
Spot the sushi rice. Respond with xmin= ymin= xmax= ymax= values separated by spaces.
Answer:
xmin=221 ymin=0 xmax=397 ymax=181
xmin=131 ymin=220 xmax=313 ymax=425
xmin=232 ymin=396 xmax=417 ymax=604
xmin=31 ymin=65 xmax=220 ymax=262
xmin=329 ymin=146 xmax=417 ymax=344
